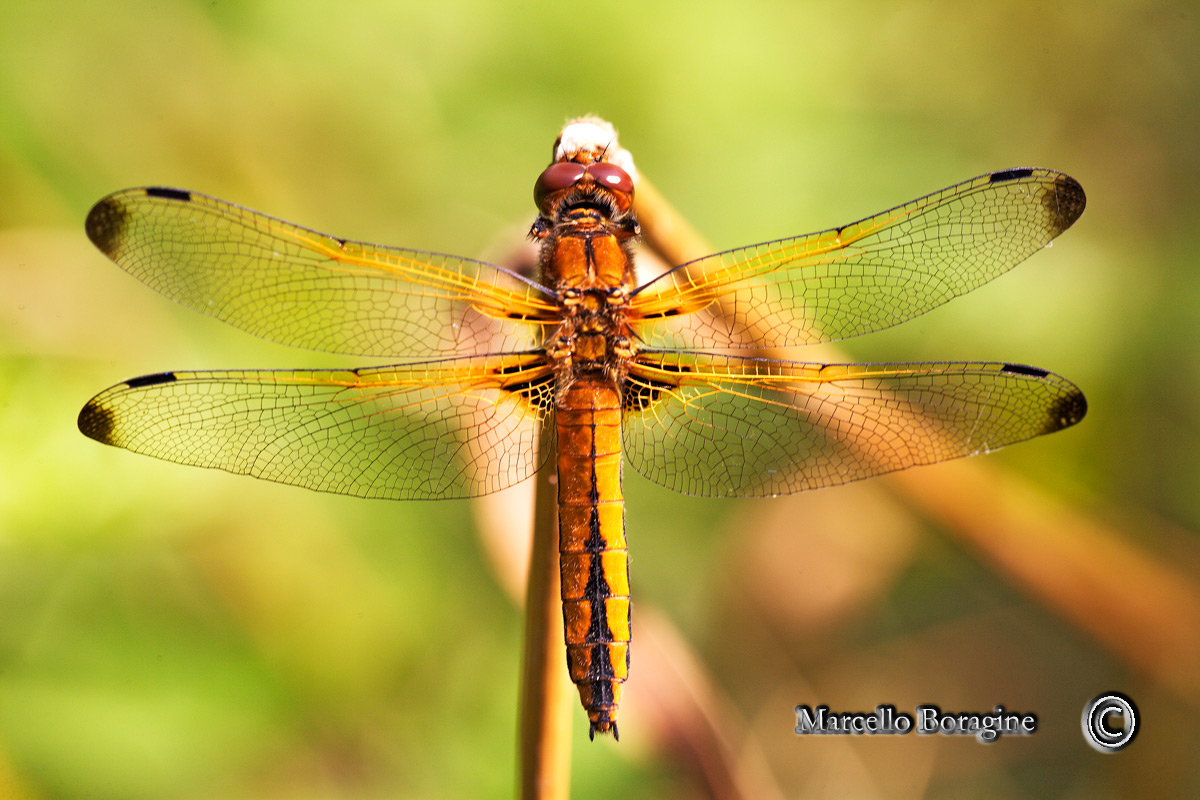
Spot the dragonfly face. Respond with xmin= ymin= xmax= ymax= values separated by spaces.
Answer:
xmin=79 ymin=118 xmax=1087 ymax=739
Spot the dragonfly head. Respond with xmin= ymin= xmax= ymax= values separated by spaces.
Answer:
xmin=534 ymin=158 xmax=635 ymax=220
xmin=536 ymin=115 xmax=638 ymax=224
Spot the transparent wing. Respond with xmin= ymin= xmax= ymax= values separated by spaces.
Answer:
xmin=85 ymin=188 xmax=559 ymax=359
xmin=622 ymin=351 xmax=1086 ymax=497
xmin=78 ymin=354 xmax=556 ymax=499
xmin=629 ymin=169 xmax=1085 ymax=349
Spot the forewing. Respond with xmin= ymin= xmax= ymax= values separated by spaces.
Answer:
xmin=629 ymin=169 xmax=1085 ymax=349
xmin=85 ymin=188 xmax=558 ymax=358
xmin=77 ymin=354 xmax=555 ymax=499
xmin=622 ymin=352 xmax=1086 ymax=497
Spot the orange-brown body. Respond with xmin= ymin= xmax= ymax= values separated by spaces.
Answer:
xmin=534 ymin=151 xmax=640 ymax=738
xmin=556 ymin=378 xmax=630 ymax=738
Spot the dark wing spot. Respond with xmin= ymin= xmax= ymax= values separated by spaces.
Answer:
xmin=989 ymin=168 xmax=1035 ymax=183
xmin=623 ymin=378 xmax=674 ymax=411
xmin=77 ymin=400 xmax=116 ymax=443
xmin=1044 ymin=388 xmax=1088 ymax=433
xmin=656 ymin=361 xmax=691 ymax=374
xmin=1001 ymin=363 xmax=1049 ymax=378
xmin=506 ymin=373 xmax=556 ymax=412
xmin=144 ymin=187 xmax=192 ymax=202
xmin=623 ymin=383 xmax=653 ymax=411
xmin=1044 ymin=174 xmax=1087 ymax=235
xmin=496 ymin=362 xmax=529 ymax=375
xmin=494 ymin=357 xmax=555 ymax=410
xmin=124 ymin=371 xmax=178 ymax=388
xmin=623 ymin=360 xmax=693 ymax=411
xmin=84 ymin=196 xmax=130 ymax=257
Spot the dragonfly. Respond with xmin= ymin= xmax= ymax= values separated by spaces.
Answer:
xmin=78 ymin=117 xmax=1086 ymax=740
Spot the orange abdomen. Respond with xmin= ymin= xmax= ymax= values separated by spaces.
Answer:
xmin=556 ymin=376 xmax=630 ymax=739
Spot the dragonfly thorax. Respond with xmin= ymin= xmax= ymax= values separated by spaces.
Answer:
xmin=547 ymin=287 xmax=636 ymax=379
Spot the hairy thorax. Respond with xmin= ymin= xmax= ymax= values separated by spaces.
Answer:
xmin=541 ymin=212 xmax=638 ymax=389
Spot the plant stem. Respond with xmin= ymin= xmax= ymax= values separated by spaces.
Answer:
xmin=518 ymin=444 xmax=574 ymax=799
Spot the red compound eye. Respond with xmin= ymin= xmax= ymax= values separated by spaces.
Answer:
xmin=586 ymin=161 xmax=634 ymax=194
xmin=534 ymin=161 xmax=586 ymax=211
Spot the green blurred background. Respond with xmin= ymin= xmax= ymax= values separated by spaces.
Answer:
xmin=2 ymin=1 xmax=1198 ymax=797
